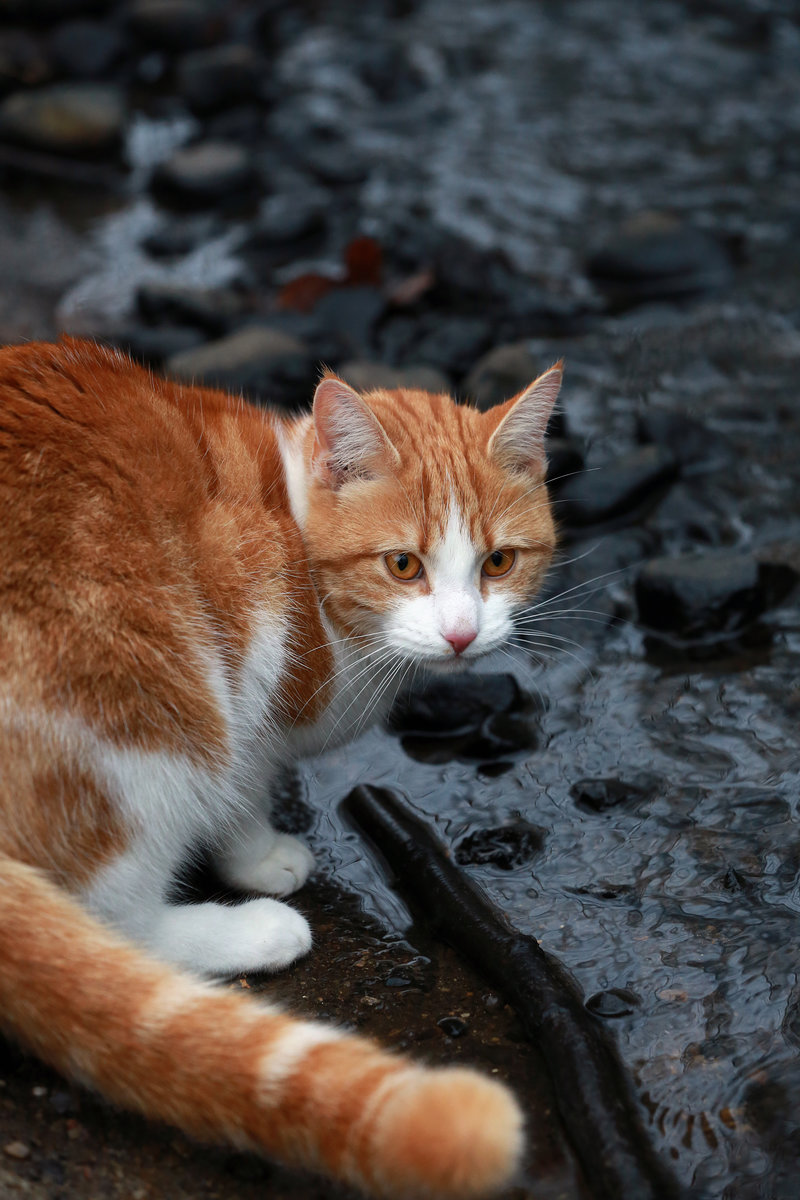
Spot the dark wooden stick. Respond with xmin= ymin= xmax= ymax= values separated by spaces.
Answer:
xmin=342 ymin=784 xmax=682 ymax=1200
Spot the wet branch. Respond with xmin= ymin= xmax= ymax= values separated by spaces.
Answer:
xmin=342 ymin=784 xmax=682 ymax=1200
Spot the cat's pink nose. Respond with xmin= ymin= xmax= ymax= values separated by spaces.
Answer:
xmin=444 ymin=630 xmax=477 ymax=655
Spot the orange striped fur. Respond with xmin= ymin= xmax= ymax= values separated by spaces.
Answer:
xmin=0 ymin=339 xmax=561 ymax=1197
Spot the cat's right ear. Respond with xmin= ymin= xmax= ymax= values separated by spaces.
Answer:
xmin=311 ymin=376 xmax=398 ymax=488
xmin=486 ymin=362 xmax=563 ymax=475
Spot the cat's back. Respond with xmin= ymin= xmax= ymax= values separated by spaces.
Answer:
xmin=0 ymin=338 xmax=300 ymax=742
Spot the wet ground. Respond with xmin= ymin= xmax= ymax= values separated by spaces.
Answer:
xmin=2 ymin=1 xmax=800 ymax=1197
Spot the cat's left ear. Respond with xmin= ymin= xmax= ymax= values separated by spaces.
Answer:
xmin=486 ymin=362 xmax=563 ymax=474
xmin=311 ymin=375 xmax=399 ymax=488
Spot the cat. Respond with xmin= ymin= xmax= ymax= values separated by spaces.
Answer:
xmin=0 ymin=337 xmax=561 ymax=1197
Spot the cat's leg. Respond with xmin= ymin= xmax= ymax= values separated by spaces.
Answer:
xmin=216 ymin=809 xmax=315 ymax=898
xmin=83 ymin=849 xmax=312 ymax=977
xmin=148 ymin=896 xmax=312 ymax=976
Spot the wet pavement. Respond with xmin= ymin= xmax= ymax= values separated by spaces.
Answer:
xmin=2 ymin=1 xmax=800 ymax=1197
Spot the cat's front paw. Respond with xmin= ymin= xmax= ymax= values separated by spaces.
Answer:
xmin=237 ymin=833 xmax=315 ymax=898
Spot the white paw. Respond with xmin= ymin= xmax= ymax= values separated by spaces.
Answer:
xmin=227 ymin=898 xmax=312 ymax=973
xmin=237 ymin=834 xmax=316 ymax=898
xmin=152 ymin=898 xmax=312 ymax=976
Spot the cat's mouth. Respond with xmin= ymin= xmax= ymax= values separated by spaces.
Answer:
xmin=418 ymin=646 xmax=491 ymax=674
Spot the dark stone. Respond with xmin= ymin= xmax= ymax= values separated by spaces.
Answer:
xmin=244 ymin=193 xmax=326 ymax=251
xmin=454 ymin=822 xmax=545 ymax=870
xmin=389 ymin=673 xmax=523 ymax=736
xmin=49 ymin=19 xmax=125 ymax=78
xmin=175 ymin=43 xmax=261 ymax=114
xmin=571 ymin=777 xmax=656 ymax=814
xmin=109 ymin=325 xmax=206 ymax=369
xmin=587 ymin=213 xmax=734 ymax=308
xmin=558 ymin=445 xmax=678 ymax=531
xmin=141 ymin=214 xmax=221 ymax=258
xmin=127 ymin=0 xmax=226 ymax=51
xmin=308 ymin=286 xmax=386 ymax=359
xmin=300 ymin=140 xmax=369 ymax=186
xmin=0 ymin=82 xmax=124 ymax=156
xmin=0 ymin=30 xmax=52 ymax=94
xmin=394 ymin=676 xmax=537 ymax=766
xmin=165 ymin=325 xmax=317 ymax=410
xmin=204 ymin=103 xmax=265 ymax=144
xmin=636 ymin=409 xmax=722 ymax=473
xmin=456 ymin=710 xmax=538 ymax=761
xmin=586 ymin=989 xmax=640 ymax=1019
xmin=546 ymin=438 xmax=585 ymax=490
xmin=48 ymin=1089 xmax=76 ymax=1114
xmin=136 ymin=282 xmax=254 ymax=336
xmin=462 ymin=343 xmax=541 ymax=411
xmin=437 ymin=1016 xmax=468 ymax=1037
xmin=410 ymin=315 xmax=492 ymax=378
xmin=152 ymin=139 xmax=259 ymax=209
xmin=338 ymin=360 xmax=450 ymax=394
xmin=0 ymin=0 xmax=110 ymax=17
xmin=635 ymin=552 xmax=798 ymax=642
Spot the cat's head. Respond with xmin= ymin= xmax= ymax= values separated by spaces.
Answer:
xmin=301 ymin=367 xmax=561 ymax=671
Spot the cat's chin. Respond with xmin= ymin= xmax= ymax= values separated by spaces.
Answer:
xmin=417 ymin=651 xmax=487 ymax=676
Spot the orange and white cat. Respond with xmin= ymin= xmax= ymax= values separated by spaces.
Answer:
xmin=0 ymin=338 xmax=561 ymax=1197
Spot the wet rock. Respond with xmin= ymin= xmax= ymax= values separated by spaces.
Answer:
xmin=309 ymin=287 xmax=386 ymax=359
xmin=141 ymin=213 xmax=221 ymax=258
xmin=558 ymin=445 xmax=678 ymax=531
xmin=587 ymin=213 xmax=734 ymax=308
xmin=571 ymin=777 xmax=656 ymax=814
xmin=410 ymin=315 xmax=492 ymax=378
xmin=300 ymin=140 xmax=369 ymax=187
xmin=462 ymin=342 xmax=541 ymax=411
xmin=389 ymin=673 xmax=523 ymax=736
xmin=586 ymin=989 xmax=640 ymax=1019
xmin=454 ymin=822 xmax=545 ymax=870
xmin=1 ymin=0 xmax=109 ymax=17
xmin=49 ymin=19 xmax=125 ymax=78
xmin=165 ymin=325 xmax=316 ymax=410
xmin=437 ymin=1016 xmax=468 ymax=1037
xmin=0 ymin=82 xmax=124 ymax=156
xmin=205 ymin=102 xmax=265 ymax=144
xmin=546 ymin=438 xmax=585 ymax=489
xmin=0 ymin=30 xmax=52 ymax=94
xmin=636 ymin=409 xmax=722 ymax=473
xmin=244 ymin=193 xmax=326 ymax=254
xmin=127 ymin=0 xmax=226 ymax=51
xmin=338 ymin=360 xmax=450 ymax=394
xmin=635 ymin=552 xmax=797 ymax=642
xmin=393 ymin=675 xmax=536 ymax=765
xmin=136 ymin=282 xmax=254 ymax=336
xmin=457 ymin=711 xmax=539 ymax=761
xmin=152 ymin=139 xmax=258 ymax=209
xmin=110 ymin=325 xmax=206 ymax=369
xmin=176 ymin=43 xmax=262 ymax=114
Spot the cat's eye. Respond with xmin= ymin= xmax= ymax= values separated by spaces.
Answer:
xmin=385 ymin=551 xmax=423 ymax=581
xmin=482 ymin=548 xmax=516 ymax=578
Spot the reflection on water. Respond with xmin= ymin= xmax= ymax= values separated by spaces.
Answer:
xmin=303 ymin=569 xmax=800 ymax=1194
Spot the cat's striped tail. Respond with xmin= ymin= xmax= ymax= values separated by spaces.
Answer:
xmin=0 ymin=855 xmax=523 ymax=1198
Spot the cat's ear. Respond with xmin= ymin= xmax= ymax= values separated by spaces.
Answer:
xmin=486 ymin=362 xmax=563 ymax=474
xmin=311 ymin=376 xmax=398 ymax=487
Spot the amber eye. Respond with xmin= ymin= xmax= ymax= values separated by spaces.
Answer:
xmin=482 ymin=548 xmax=516 ymax=578
xmin=385 ymin=551 xmax=423 ymax=581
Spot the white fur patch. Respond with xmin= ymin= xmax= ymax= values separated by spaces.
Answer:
xmin=259 ymin=1022 xmax=345 ymax=1103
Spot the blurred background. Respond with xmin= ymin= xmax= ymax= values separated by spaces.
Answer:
xmin=2 ymin=2 xmax=800 ymax=1199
